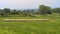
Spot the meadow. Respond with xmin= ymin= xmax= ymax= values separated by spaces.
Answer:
xmin=0 ymin=14 xmax=60 ymax=34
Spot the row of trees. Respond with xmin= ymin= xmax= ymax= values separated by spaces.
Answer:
xmin=0 ymin=5 xmax=60 ymax=17
xmin=0 ymin=8 xmax=35 ymax=17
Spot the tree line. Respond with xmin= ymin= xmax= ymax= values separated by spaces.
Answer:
xmin=0 ymin=5 xmax=60 ymax=17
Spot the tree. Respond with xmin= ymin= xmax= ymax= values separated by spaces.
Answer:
xmin=52 ymin=8 xmax=60 ymax=13
xmin=3 ymin=8 xmax=10 ymax=14
xmin=22 ymin=9 xmax=31 ymax=16
xmin=38 ymin=5 xmax=52 ymax=15
xmin=10 ymin=9 xmax=20 ymax=15
xmin=0 ymin=11 xmax=6 ymax=16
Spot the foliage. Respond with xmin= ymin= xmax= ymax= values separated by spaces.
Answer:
xmin=52 ymin=8 xmax=60 ymax=13
xmin=3 ymin=8 xmax=10 ymax=14
xmin=38 ymin=5 xmax=52 ymax=15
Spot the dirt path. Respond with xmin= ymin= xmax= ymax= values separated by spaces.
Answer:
xmin=3 ymin=19 xmax=49 ymax=21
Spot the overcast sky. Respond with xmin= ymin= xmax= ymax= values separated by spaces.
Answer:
xmin=0 ymin=0 xmax=60 ymax=9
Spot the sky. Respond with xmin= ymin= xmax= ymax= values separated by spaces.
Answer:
xmin=0 ymin=0 xmax=60 ymax=9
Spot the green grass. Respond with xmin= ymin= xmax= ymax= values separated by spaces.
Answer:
xmin=0 ymin=19 xmax=60 ymax=34
xmin=0 ymin=14 xmax=60 ymax=34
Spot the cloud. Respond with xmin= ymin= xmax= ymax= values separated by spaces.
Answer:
xmin=0 ymin=0 xmax=60 ymax=9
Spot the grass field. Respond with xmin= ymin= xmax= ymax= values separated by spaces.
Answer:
xmin=0 ymin=14 xmax=60 ymax=34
